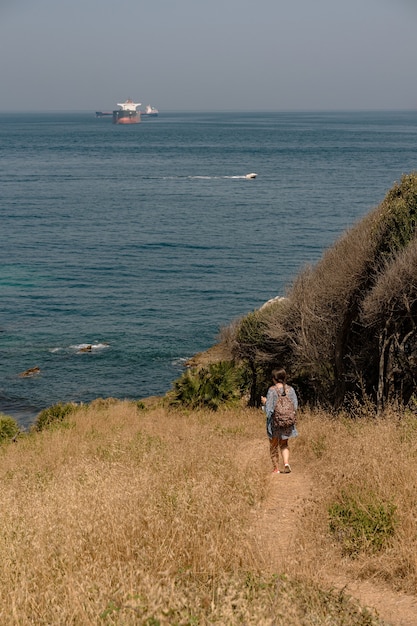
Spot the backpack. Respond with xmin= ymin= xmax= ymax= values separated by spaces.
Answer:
xmin=272 ymin=384 xmax=296 ymax=429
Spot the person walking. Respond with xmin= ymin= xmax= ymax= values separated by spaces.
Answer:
xmin=261 ymin=368 xmax=298 ymax=474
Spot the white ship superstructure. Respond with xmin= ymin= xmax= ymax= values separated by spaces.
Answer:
xmin=117 ymin=99 xmax=141 ymax=111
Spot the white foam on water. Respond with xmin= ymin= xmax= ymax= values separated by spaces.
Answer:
xmin=69 ymin=342 xmax=110 ymax=352
xmin=172 ymin=356 xmax=189 ymax=367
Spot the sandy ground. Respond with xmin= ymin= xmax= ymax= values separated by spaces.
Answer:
xmin=248 ymin=438 xmax=417 ymax=626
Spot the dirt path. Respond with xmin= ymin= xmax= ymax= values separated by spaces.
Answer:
xmin=249 ymin=439 xmax=417 ymax=626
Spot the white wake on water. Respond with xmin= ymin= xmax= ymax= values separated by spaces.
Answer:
xmin=163 ymin=173 xmax=257 ymax=180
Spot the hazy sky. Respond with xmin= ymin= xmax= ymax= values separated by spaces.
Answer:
xmin=1 ymin=0 xmax=416 ymax=111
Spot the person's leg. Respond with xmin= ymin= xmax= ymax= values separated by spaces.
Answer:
xmin=269 ymin=437 xmax=280 ymax=471
xmin=279 ymin=439 xmax=291 ymax=471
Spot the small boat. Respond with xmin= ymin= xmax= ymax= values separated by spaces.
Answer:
xmin=245 ymin=172 xmax=257 ymax=179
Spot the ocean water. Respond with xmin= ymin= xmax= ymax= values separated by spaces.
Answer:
xmin=1 ymin=110 xmax=417 ymax=427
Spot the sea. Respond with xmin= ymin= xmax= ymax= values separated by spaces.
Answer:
xmin=1 ymin=110 xmax=417 ymax=428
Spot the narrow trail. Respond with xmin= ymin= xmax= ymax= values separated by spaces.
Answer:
xmin=248 ymin=439 xmax=417 ymax=626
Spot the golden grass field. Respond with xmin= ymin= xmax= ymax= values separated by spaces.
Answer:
xmin=1 ymin=399 xmax=416 ymax=625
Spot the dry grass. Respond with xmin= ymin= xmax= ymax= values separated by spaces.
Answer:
xmin=291 ymin=408 xmax=417 ymax=594
xmin=0 ymin=400 xmax=399 ymax=625
xmin=0 ymin=402 xmax=267 ymax=625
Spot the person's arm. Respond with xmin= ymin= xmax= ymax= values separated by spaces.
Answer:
xmin=264 ymin=387 xmax=276 ymax=438
xmin=288 ymin=386 xmax=298 ymax=411
xmin=265 ymin=387 xmax=277 ymax=418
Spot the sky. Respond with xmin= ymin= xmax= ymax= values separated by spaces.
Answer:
xmin=0 ymin=0 xmax=416 ymax=112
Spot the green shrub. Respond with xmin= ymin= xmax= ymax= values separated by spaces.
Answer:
xmin=0 ymin=413 xmax=21 ymax=443
xmin=32 ymin=403 xmax=78 ymax=432
xmin=328 ymin=489 xmax=397 ymax=556
xmin=170 ymin=361 xmax=242 ymax=410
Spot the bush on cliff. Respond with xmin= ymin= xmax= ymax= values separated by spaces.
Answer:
xmin=32 ymin=402 xmax=79 ymax=432
xmin=0 ymin=413 xmax=21 ymax=443
xmin=170 ymin=361 xmax=243 ymax=410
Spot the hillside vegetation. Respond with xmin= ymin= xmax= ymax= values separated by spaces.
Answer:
xmin=3 ymin=400 xmax=415 ymax=624
xmin=230 ymin=173 xmax=417 ymax=411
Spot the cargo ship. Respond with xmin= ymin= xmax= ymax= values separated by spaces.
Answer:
xmin=112 ymin=99 xmax=141 ymax=124
xmin=142 ymin=104 xmax=159 ymax=117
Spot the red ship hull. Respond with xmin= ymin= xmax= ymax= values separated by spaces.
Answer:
xmin=112 ymin=110 xmax=141 ymax=124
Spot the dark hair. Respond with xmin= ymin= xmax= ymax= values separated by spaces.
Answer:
xmin=272 ymin=368 xmax=287 ymax=384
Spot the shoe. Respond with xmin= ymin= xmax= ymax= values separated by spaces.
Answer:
xmin=272 ymin=468 xmax=280 ymax=474
xmin=284 ymin=464 xmax=291 ymax=473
